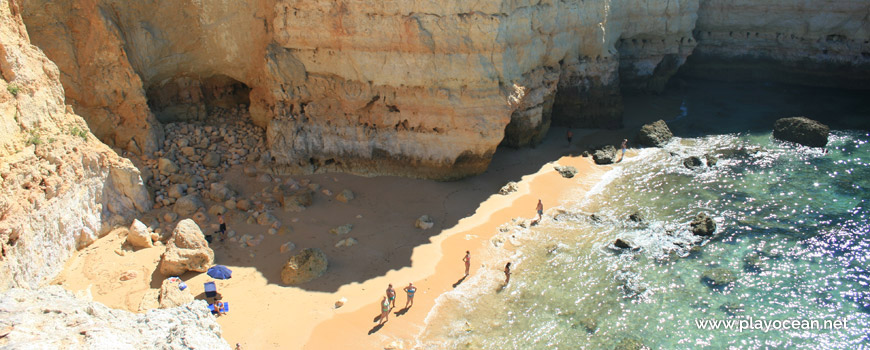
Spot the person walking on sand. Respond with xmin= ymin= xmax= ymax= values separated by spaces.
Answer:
xmin=620 ymin=139 xmax=628 ymax=161
xmin=379 ymin=296 xmax=390 ymax=325
xmin=463 ymin=251 xmax=471 ymax=277
xmin=504 ymin=262 xmax=512 ymax=285
xmin=536 ymin=199 xmax=544 ymax=221
xmin=566 ymin=129 xmax=573 ymax=146
xmin=215 ymin=213 xmax=227 ymax=242
xmin=386 ymin=284 xmax=397 ymax=309
xmin=403 ymin=282 xmax=417 ymax=308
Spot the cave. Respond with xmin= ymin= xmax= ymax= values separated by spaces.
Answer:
xmin=145 ymin=74 xmax=251 ymax=123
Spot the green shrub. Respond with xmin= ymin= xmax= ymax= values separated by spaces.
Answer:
xmin=70 ymin=126 xmax=88 ymax=140
xmin=7 ymin=84 xmax=20 ymax=96
xmin=26 ymin=130 xmax=42 ymax=146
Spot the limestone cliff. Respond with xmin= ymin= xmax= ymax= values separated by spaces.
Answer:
xmin=0 ymin=0 xmax=150 ymax=289
xmin=16 ymin=0 xmax=870 ymax=180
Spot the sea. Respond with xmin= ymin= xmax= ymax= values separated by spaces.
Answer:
xmin=417 ymin=81 xmax=870 ymax=349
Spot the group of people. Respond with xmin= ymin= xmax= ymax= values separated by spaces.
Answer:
xmin=378 ymin=283 xmax=416 ymax=325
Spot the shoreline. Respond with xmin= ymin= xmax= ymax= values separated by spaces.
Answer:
xmin=303 ymin=153 xmax=611 ymax=349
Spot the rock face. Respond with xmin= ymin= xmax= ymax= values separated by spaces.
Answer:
xmin=773 ymin=117 xmax=830 ymax=147
xmin=690 ymin=213 xmax=717 ymax=236
xmin=281 ymin=248 xmax=328 ymax=285
xmin=0 ymin=286 xmax=230 ymax=350
xmin=158 ymin=219 xmax=215 ymax=276
xmin=637 ymin=120 xmax=674 ymax=147
xmin=0 ymin=3 xmax=150 ymax=289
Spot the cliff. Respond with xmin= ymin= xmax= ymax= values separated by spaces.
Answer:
xmin=0 ymin=286 xmax=230 ymax=349
xmin=0 ymin=0 xmax=150 ymax=289
xmin=16 ymin=0 xmax=870 ymax=180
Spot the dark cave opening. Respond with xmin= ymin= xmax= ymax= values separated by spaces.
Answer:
xmin=145 ymin=74 xmax=251 ymax=123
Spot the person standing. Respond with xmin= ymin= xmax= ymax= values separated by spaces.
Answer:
xmin=379 ymin=296 xmax=390 ymax=325
xmin=536 ymin=199 xmax=544 ymax=221
xmin=215 ymin=213 xmax=227 ymax=242
xmin=504 ymin=262 xmax=512 ymax=285
xmin=386 ymin=284 xmax=396 ymax=309
xmin=403 ymin=282 xmax=417 ymax=308
xmin=463 ymin=251 xmax=471 ymax=277
xmin=621 ymin=139 xmax=628 ymax=160
xmin=566 ymin=129 xmax=573 ymax=146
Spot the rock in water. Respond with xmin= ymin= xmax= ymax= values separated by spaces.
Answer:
xmin=614 ymin=239 xmax=634 ymax=249
xmin=773 ymin=117 xmax=830 ymax=147
xmin=705 ymin=154 xmax=718 ymax=166
xmin=158 ymin=219 xmax=215 ymax=276
xmin=0 ymin=286 xmax=230 ymax=349
xmin=335 ymin=189 xmax=355 ymax=203
xmin=554 ymin=165 xmax=578 ymax=178
xmin=416 ymin=215 xmax=434 ymax=229
xmin=636 ymin=119 xmax=673 ymax=147
xmin=592 ymin=145 xmax=619 ymax=165
xmin=173 ymin=194 xmax=204 ymax=217
xmin=281 ymin=248 xmax=328 ymax=285
xmin=683 ymin=156 xmax=703 ymax=169
xmin=158 ymin=278 xmax=193 ymax=309
xmin=701 ymin=268 xmax=737 ymax=287
xmin=689 ymin=212 xmax=716 ymax=236
xmin=628 ymin=212 xmax=643 ymax=223
xmin=127 ymin=219 xmax=153 ymax=248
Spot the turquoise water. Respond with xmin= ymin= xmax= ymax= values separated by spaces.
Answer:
xmin=419 ymin=131 xmax=870 ymax=349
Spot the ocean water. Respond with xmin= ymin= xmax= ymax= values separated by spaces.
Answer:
xmin=419 ymin=130 xmax=870 ymax=349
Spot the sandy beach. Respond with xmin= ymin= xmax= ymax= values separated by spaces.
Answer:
xmin=51 ymin=125 xmax=632 ymax=349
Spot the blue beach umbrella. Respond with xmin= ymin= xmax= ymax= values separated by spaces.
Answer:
xmin=207 ymin=265 xmax=232 ymax=280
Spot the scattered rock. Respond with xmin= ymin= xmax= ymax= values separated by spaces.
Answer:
xmin=689 ymin=213 xmax=716 ymax=236
xmin=636 ymin=119 xmax=673 ymax=147
xmin=683 ymin=156 xmax=703 ymax=169
xmin=704 ymin=154 xmax=718 ymax=166
xmin=701 ymin=268 xmax=737 ymax=287
xmin=415 ymin=215 xmax=434 ymax=230
xmin=281 ymin=248 xmax=328 ymax=285
xmin=167 ymin=184 xmax=187 ymax=199
xmin=335 ymin=189 xmax=355 ymax=203
xmin=592 ymin=145 xmax=619 ymax=165
xmin=499 ymin=182 xmax=518 ymax=195
xmin=157 ymin=158 xmax=179 ymax=175
xmin=158 ymin=278 xmax=193 ymax=309
xmin=119 ymin=270 xmax=138 ymax=281
xmin=334 ymin=297 xmax=347 ymax=308
xmin=127 ymin=220 xmax=154 ymax=248
xmin=202 ymin=152 xmax=221 ymax=168
xmin=773 ymin=116 xmax=829 ymax=147
xmin=280 ymin=241 xmax=296 ymax=254
xmin=281 ymin=189 xmax=314 ymax=212
xmin=158 ymin=219 xmax=215 ymax=276
xmin=335 ymin=237 xmax=358 ymax=248
xmin=614 ymin=239 xmax=634 ymax=250
xmin=330 ymin=224 xmax=353 ymax=235
xmin=628 ymin=212 xmax=643 ymax=223
xmin=256 ymin=211 xmax=278 ymax=226
xmin=162 ymin=212 xmax=178 ymax=223
xmin=173 ymin=195 xmax=204 ymax=217
xmin=321 ymin=189 xmax=333 ymax=196
xmin=554 ymin=165 xmax=578 ymax=178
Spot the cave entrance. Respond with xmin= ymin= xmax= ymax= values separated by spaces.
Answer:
xmin=146 ymin=74 xmax=251 ymax=123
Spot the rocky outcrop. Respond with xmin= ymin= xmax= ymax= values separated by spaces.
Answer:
xmin=690 ymin=213 xmax=716 ymax=236
xmin=592 ymin=146 xmax=619 ymax=165
xmin=158 ymin=219 xmax=214 ymax=276
xmin=636 ymin=120 xmax=674 ymax=147
xmin=0 ymin=2 xmax=150 ymax=289
xmin=281 ymin=248 xmax=328 ymax=285
xmin=773 ymin=117 xmax=830 ymax=147
xmin=0 ymin=286 xmax=230 ymax=349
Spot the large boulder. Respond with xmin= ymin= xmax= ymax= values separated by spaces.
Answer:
xmin=689 ymin=212 xmax=716 ymax=236
xmin=281 ymin=248 xmax=328 ymax=285
xmin=158 ymin=219 xmax=214 ymax=276
xmin=554 ymin=165 xmax=578 ymax=178
xmin=126 ymin=219 xmax=153 ymax=249
xmin=683 ymin=156 xmax=703 ymax=169
xmin=158 ymin=278 xmax=193 ymax=309
xmin=773 ymin=117 xmax=830 ymax=147
xmin=592 ymin=145 xmax=619 ymax=165
xmin=636 ymin=119 xmax=673 ymax=147
xmin=173 ymin=195 xmax=204 ymax=217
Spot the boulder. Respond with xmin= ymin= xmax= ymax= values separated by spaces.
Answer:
xmin=636 ymin=119 xmax=673 ymax=147
xmin=335 ymin=189 xmax=355 ymax=203
xmin=158 ymin=158 xmax=179 ymax=175
xmin=167 ymin=184 xmax=187 ymax=199
xmin=592 ymin=145 xmax=619 ymax=165
xmin=235 ymin=199 xmax=251 ymax=211
xmin=613 ymin=239 xmax=634 ymax=249
xmin=280 ymin=241 xmax=296 ymax=254
xmin=281 ymin=248 xmax=328 ymax=285
xmin=773 ymin=117 xmax=829 ymax=147
xmin=138 ymin=289 xmax=160 ymax=312
xmin=554 ymin=165 xmax=578 ymax=178
xmin=683 ymin=156 xmax=703 ymax=169
xmin=208 ymin=183 xmax=235 ymax=202
xmin=256 ymin=212 xmax=278 ymax=226
xmin=701 ymin=268 xmax=737 ymax=287
xmin=704 ymin=154 xmax=718 ymax=166
xmin=162 ymin=212 xmax=178 ymax=223
xmin=158 ymin=219 xmax=215 ymax=276
xmin=281 ymin=189 xmax=314 ymax=212
xmin=499 ymin=181 xmax=518 ymax=195
xmin=202 ymin=152 xmax=221 ymax=168
xmin=207 ymin=205 xmax=227 ymax=216
xmin=158 ymin=278 xmax=193 ymax=309
xmin=415 ymin=215 xmax=434 ymax=230
xmin=173 ymin=195 xmax=204 ymax=217
xmin=330 ymin=224 xmax=353 ymax=235
xmin=689 ymin=213 xmax=716 ymax=236
xmin=127 ymin=219 xmax=153 ymax=248
xmin=628 ymin=212 xmax=643 ymax=223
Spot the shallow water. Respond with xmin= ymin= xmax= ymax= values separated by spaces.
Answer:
xmin=419 ymin=104 xmax=870 ymax=348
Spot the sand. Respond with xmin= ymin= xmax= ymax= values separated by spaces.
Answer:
xmin=52 ymin=126 xmax=633 ymax=349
